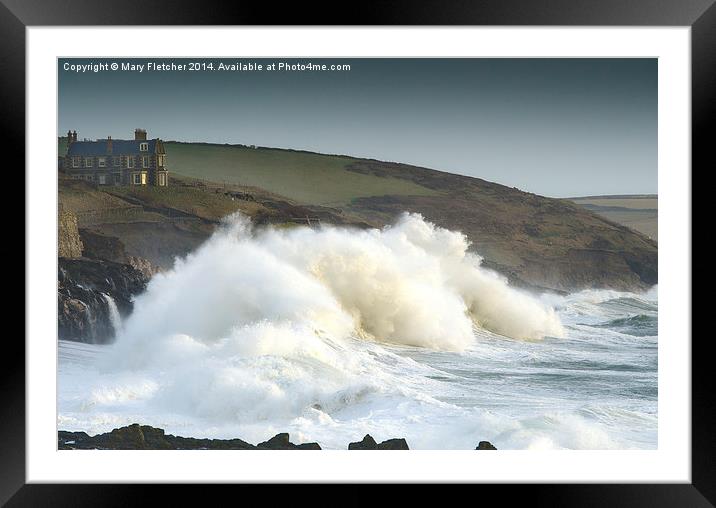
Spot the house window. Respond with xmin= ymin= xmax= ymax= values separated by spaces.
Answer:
xmin=141 ymin=173 xmax=147 ymax=185
xmin=133 ymin=173 xmax=142 ymax=185
xmin=84 ymin=174 xmax=93 ymax=181
xmin=114 ymin=173 xmax=121 ymax=184
xmin=72 ymin=157 xmax=80 ymax=168
xmin=158 ymin=173 xmax=166 ymax=186
xmin=113 ymin=156 xmax=120 ymax=167
xmin=157 ymin=155 xmax=165 ymax=167
xmin=127 ymin=157 xmax=134 ymax=168
xmin=139 ymin=142 xmax=148 ymax=152
xmin=98 ymin=157 xmax=106 ymax=168
xmin=98 ymin=174 xmax=106 ymax=185
xmin=142 ymin=156 xmax=150 ymax=168
xmin=84 ymin=157 xmax=93 ymax=168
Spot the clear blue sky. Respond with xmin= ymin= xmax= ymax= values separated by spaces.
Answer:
xmin=59 ymin=58 xmax=657 ymax=198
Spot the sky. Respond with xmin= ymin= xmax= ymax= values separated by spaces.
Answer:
xmin=58 ymin=58 xmax=657 ymax=198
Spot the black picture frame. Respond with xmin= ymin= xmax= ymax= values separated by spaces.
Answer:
xmin=4 ymin=0 xmax=706 ymax=504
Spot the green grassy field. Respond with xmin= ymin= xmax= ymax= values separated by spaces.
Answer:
xmin=164 ymin=142 xmax=439 ymax=206
xmin=59 ymin=138 xmax=439 ymax=206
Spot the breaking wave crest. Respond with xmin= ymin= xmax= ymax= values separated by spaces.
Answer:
xmin=97 ymin=213 xmax=566 ymax=427
xmin=111 ymin=212 xmax=562 ymax=365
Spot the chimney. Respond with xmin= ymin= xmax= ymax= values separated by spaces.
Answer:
xmin=134 ymin=128 xmax=147 ymax=141
xmin=72 ymin=130 xmax=77 ymax=143
xmin=67 ymin=130 xmax=73 ymax=145
xmin=107 ymin=136 xmax=113 ymax=153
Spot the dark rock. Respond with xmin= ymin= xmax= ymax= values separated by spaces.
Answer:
xmin=58 ymin=425 xmax=433 ymax=451
xmin=376 ymin=438 xmax=409 ymax=450
xmin=58 ymin=257 xmax=148 ymax=343
xmin=58 ymin=425 xmax=320 ymax=450
xmin=94 ymin=424 xmax=174 ymax=450
xmin=296 ymin=442 xmax=322 ymax=450
xmin=257 ymin=433 xmax=291 ymax=449
xmin=349 ymin=434 xmax=378 ymax=450
xmin=348 ymin=434 xmax=409 ymax=450
xmin=58 ymin=430 xmax=91 ymax=450
xmin=257 ymin=433 xmax=321 ymax=450
xmin=58 ymin=424 xmax=418 ymax=451
xmin=476 ymin=441 xmax=497 ymax=450
xmin=166 ymin=436 xmax=254 ymax=450
xmin=57 ymin=425 xmax=171 ymax=450
xmin=59 ymin=424 xmax=254 ymax=450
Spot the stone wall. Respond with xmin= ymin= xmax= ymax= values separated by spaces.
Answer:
xmin=58 ymin=207 xmax=83 ymax=258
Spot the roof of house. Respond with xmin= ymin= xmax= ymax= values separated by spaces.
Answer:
xmin=67 ymin=139 xmax=159 ymax=157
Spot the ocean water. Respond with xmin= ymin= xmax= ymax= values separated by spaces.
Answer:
xmin=57 ymin=214 xmax=657 ymax=450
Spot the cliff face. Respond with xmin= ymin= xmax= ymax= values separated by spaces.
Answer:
xmin=58 ymin=208 xmax=83 ymax=259
xmin=58 ymin=258 xmax=147 ymax=343
xmin=79 ymin=228 xmax=161 ymax=278
xmin=57 ymin=202 xmax=160 ymax=343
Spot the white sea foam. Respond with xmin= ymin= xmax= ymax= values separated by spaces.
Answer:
xmin=111 ymin=212 xmax=562 ymax=361
xmin=57 ymin=213 xmax=656 ymax=449
xmin=100 ymin=213 xmax=564 ymax=422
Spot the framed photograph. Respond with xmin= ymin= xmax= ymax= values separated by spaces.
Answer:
xmin=7 ymin=0 xmax=707 ymax=504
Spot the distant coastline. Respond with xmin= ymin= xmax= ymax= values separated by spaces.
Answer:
xmin=567 ymin=194 xmax=657 ymax=241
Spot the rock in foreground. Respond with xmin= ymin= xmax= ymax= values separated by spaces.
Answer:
xmin=257 ymin=433 xmax=321 ymax=450
xmin=58 ymin=424 xmax=493 ymax=450
xmin=58 ymin=424 xmax=320 ymax=450
xmin=348 ymin=434 xmax=410 ymax=450
xmin=476 ymin=441 xmax=497 ymax=450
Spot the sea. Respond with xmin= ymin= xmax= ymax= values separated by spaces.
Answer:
xmin=57 ymin=213 xmax=657 ymax=450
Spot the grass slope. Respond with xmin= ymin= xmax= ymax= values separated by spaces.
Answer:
xmin=165 ymin=142 xmax=438 ymax=206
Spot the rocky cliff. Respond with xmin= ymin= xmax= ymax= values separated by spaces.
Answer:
xmin=58 ymin=258 xmax=147 ymax=343
xmin=58 ymin=203 xmax=162 ymax=343
xmin=58 ymin=208 xmax=83 ymax=259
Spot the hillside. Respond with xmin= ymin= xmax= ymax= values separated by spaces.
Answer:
xmin=164 ymin=142 xmax=657 ymax=292
xmin=569 ymin=195 xmax=657 ymax=241
xmin=58 ymin=172 xmax=369 ymax=268
xmin=58 ymin=139 xmax=657 ymax=293
xmin=164 ymin=142 xmax=438 ymax=206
